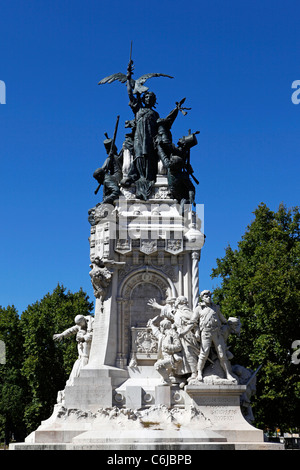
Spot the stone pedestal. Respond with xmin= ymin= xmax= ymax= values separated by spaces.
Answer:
xmin=184 ymin=384 xmax=263 ymax=443
xmin=12 ymin=383 xmax=283 ymax=450
xmin=63 ymin=367 xmax=128 ymax=412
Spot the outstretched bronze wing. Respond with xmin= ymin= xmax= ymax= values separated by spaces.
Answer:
xmin=98 ymin=72 xmax=127 ymax=85
xmin=136 ymin=73 xmax=174 ymax=85
xmin=133 ymin=73 xmax=173 ymax=93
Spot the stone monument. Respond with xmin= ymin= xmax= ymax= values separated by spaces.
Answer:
xmin=10 ymin=50 xmax=283 ymax=450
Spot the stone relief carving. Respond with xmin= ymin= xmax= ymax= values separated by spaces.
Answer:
xmin=140 ymin=239 xmax=157 ymax=254
xmin=128 ymin=326 xmax=159 ymax=368
xmin=118 ymin=263 xmax=144 ymax=283
xmin=51 ymin=404 xmax=213 ymax=431
xmin=88 ymin=202 xmax=116 ymax=226
xmin=89 ymin=257 xmax=125 ymax=300
xmin=114 ymin=238 xmax=132 ymax=254
xmin=153 ymin=186 xmax=172 ymax=200
xmin=89 ymin=257 xmax=113 ymax=300
xmin=165 ymin=239 xmax=183 ymax=255
xmin=136 ymin=329 xmax=158 ymax=354
xmin=118 ymin=260 xmax=176 ymax=285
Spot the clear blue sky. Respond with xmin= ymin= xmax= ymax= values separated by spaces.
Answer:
xmin=1 ymin=0 xmax=299 ymax=314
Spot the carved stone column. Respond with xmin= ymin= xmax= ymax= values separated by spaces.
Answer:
xmin=191 ymin=250 xmax=200 ymax=310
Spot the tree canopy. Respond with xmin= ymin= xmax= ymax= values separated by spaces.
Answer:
xmin=0 ymin=305 xmax=27 ymax=443
xmin=211 ymin=203 xmax=300 ymax=431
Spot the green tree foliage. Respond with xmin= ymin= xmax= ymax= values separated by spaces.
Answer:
xmin=211 ymin=203 xmax=300 ymax=431
xmin=0 ymin=305 xmax=27 ymax=444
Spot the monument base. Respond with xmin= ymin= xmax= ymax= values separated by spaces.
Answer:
xmin=9 ymin=383 xmax=283 ymax=450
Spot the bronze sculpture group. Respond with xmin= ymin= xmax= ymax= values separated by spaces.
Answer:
xmin=92 ymin=50 xmax=199 ymax=205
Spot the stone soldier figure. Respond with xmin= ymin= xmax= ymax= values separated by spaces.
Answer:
xmin=194 ymin=290 xmax=237 ymax=383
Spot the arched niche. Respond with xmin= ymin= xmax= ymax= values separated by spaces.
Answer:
xmin=117 ymin=268 xmax=176 ymax=364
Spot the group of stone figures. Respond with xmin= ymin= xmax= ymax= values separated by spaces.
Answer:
xmin=146 ymin=290 xmax=258 ymax=422
xmin=52 ymin=290 xmax=257 ymax=422
xmin=146 ymin=290 xmax=241 ymax=387
xmin=92 ymin=59 xmax=199 ymax=205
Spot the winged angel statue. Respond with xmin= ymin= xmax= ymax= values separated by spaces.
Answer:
xmin=94 ymin=43 xmax=197 ymax=203
xmin=98 ymin=50 xmax=174 ymax=199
